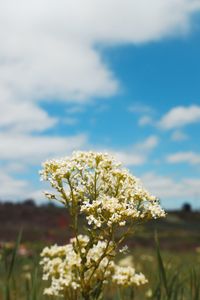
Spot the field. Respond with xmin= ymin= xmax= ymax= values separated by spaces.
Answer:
xmin=0 ymin=202 xmax=200 ymax=300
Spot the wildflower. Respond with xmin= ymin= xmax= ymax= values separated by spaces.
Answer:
xmin=119 ymin=245 xmax=129 ymax=254
xmin=112 ymin=265 xmax=148 ymax=287
xmin=40 ymin=151 xmax=165 ymax=229
xmin=40 ymin=151 xmax=165 ymax=299
xmin=40 ymin=235 xmax=115 ymax=296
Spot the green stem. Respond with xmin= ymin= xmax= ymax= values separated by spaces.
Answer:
xmin=67 ymin=178 xmax=87 ymax=291
xmin=88 ymin=227 xmax=113 ymax=284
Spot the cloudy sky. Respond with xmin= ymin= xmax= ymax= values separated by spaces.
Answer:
xmin=1 ymin=0 xmax=200 ymax=209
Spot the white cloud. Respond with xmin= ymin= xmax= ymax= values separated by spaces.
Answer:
xmin=0 ymin=98 xmax=57 ymax=133
xmin=142 ymin=172 xmax=187 ymax=199
xmin=141 ymin=172 xmax=200 ymax=207
xmin=0 ymin=1 xmax=199 ymax=138
xmin=138 ymin=115 xmax=153 ymax=126
xmin=0 ymin=133 xmax=88 ymax=164
xmin=159 ymin=105 xmax=200 ymax=130
xmin=104 ymin=135 xmax=159 ymax=166
xmin=135 ymin=135 xmax=159 ymax=151
xmin=66 ymin=105 xmax=86 ymax=115
xmin=0 ymin=131 xmax=88 ymax=201
xmin=0 ymin=0 xmax=199 ymax=111
xmin=0 ymin=169 xmax=47 ymax=202
xmin=141 ymin=105 xmax=200 ymax=132
xmin=0 ymin=1 xmax=119 ymax=108
xmin=128 ymin=103 xmax=153 ymax=114
xmin=128 ymin=103 xmax=154 ymax=126
xmin=111 ymin=151 xmax=146 ymax=166
xmin=0 ymin=172 xmax=28 ymax=200
xmin=166 ymin=151 xmax=200 ymax=164
xmin=3 ymin=162 xmax=28 ymax=173
xmin=171 ymin=130 xmax=188 ymax=141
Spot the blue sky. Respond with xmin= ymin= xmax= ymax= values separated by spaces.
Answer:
xmin=1 ymin=0 xmax=200 ymax=209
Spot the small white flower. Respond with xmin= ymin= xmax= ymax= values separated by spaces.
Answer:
xmin=119 ymin=245 xmax=129 ymax=254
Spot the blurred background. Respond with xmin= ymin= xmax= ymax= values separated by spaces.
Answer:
xmin=1 ymin=1 xmax=200 ymax=299
xmin=1 ymin=0 xmax=200 ymax=246
xmin=0 ymin=0 xmax=200 ymax=210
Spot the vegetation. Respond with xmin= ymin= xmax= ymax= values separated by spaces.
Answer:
xmin=0 ymin=232 xmax=200 ymax=300
xmin=38 ymin=151 xmax=165 ymax=299
xmin=0 ymin=151 xmax=199 ymax=299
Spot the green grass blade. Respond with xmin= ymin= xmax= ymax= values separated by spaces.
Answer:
xmin=155 ymin=231 xmax=169 ymax=299
xmin=5 ymin=229 xmax=22 ymax=300
xmin=30 ymin=267 xmax=38 ymax=300
xmin=6 ymin=229 xmax=22 ymax=281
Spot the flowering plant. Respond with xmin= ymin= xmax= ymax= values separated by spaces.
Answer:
xmin=40 ymin=151 xmax=165 ymax=299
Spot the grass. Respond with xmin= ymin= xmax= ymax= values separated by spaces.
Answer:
xmin=0 ymin=231 xmax=200 ymax=300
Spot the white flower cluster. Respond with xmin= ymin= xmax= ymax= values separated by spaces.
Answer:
xmin=40 ymin=243 xmax=81 ymax=294
xmin=40 ymin=235 xmax=146 ymax=297
xmin=40 ymin=235 xmax=115 ymax=296
xmin=112 ymin=265 xmax=147 ymax=287
xmin=40 ymin=151 xmax=165 ymax=298
xmin=40 ymin=151 xmax=165 ymax=228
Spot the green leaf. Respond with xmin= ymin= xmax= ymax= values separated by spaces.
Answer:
xmin=154 ymin=231 xmax=169 ymax=299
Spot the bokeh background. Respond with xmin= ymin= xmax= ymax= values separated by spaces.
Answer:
xmin=1 ymin=0 xmax=200 ymax=210
xmin=1 ymin=2 xmax=200 ymax=299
